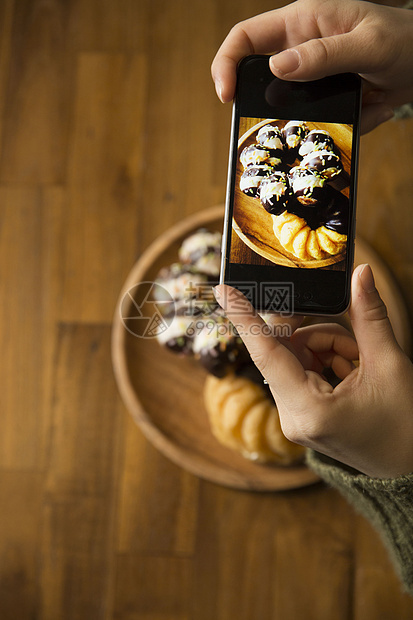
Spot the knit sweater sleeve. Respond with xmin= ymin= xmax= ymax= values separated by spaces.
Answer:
xmin=306 ymin=450 xmax=413 ymax=597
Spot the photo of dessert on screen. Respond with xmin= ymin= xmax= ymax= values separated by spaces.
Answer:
xmin=233 ymin=119 xmax=352 ymax=270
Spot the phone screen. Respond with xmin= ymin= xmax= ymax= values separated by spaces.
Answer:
xmin=221 ymin=55 xmax=361 ymax=315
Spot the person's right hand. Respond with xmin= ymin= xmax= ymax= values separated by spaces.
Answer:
xmin=213 ymin=264 xmax=413 ymax=479
xmin=211 ymin=0 xmax=413 ymax=134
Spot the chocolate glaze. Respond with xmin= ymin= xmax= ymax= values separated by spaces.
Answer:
xmin=165 ymin=334 xmax=193 ymax=355
xmin=187 ymin=245 xmax=219 ymax=265
xmin=301 ymin=150 xmax=342 ymax=179
xmin=298 ymin=129 xmax=335 ymax=157
xmin=192 ymin=314 xmax=250 ymax=377
xmin=240 ymin=144 xmax=273 ymax=168
xmin=240 ymin=164 xmax=275 ymax=197
xmin=259 ymin=171 xmax=292 ymax=214
xmin=235 ymin=361 xmax=273 ymax=399
xmin=282 ymin=121 xmax=308 ymax=150
xmin=323 ymin=189 xmax=349 ymax=234
xmin=198 ymin=339 xmax=250 ymax=378
xmin=256 ymin=124 xmax=284 ymax=154
xmin=154 ymin=262 xmax=214 ymax=320
xmin=179 ymin=228 xmax=221 ymax=263
xmin=287 ymin=197 xmax=324 ymax=230
xmin=286 ymin=186 xmax=349 ymax=233
xmin=289 ymin=166 xmax=327 ymax=206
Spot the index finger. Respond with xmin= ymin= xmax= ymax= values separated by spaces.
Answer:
xmin=213 ymin=284 xmax=309 ymax=400
xmin=211 ymin=7 xmax=291 ymax=102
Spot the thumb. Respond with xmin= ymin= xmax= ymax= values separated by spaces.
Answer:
xmin=269 ymin=31 xmax=376 ymax=81
xmin=349 ymin=264 xmax=398 ymax=363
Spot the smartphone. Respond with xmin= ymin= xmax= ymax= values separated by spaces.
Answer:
xmin=220 ymin=55 xmax=361 ymax=315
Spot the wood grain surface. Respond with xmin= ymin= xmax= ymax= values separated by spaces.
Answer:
xmin=0 ymin=0 xmax=413 ymax=619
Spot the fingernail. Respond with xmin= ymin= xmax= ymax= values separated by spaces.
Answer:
xmin=270 ymin=49 xmax=300 ymax=76
xmin=359 ymin=263 xmax=376 ymax=293
xmin=214 ymin=79 xmax=224 ymax=103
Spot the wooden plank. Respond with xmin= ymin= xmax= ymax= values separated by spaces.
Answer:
xmin=40 ymin=497 xmax=114 ymax=619
xmin=60 ymin=52 xmax=146 ymax=323
xmin=45 ymin=324 xmax=122 ymax=496
xmin=134 ymin=0 xmax=221 ymax=249
xmin=116 ymin=414 xmax=199 ymax=556
xmin=0 ymin=2 xmax=410 ymax=620
xmin=41 ymin=324 xmax=123 ymax=618
xmin=0 ymin=0 xmax=14 ymax=154
xmin=0 ymin=0 xmax=72 ymax=183
xmin=191 ymin=484 xmax=277 ymax=620
xmin=192 ymin=482 xmax=354 ymax=620
xmin=354 ymin=516 xmax=413 ymax=619
xmin=0 ymin=187 xmax=64 ymax=470
xmin=0 ymin=472 xmax=43 ymax=620
xmin=113 ymin=554 xmax=191 ymax=619
xmin=273 ymin=487 xmax=354 ymax=619
xmin=68 ymin=0 xmax=148 ymax=52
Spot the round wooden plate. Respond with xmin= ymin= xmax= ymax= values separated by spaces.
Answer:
xmin=234 ymin=118 xmax=351 ymax=268
xmin=111 ymin=206 xmax=411 ymax=492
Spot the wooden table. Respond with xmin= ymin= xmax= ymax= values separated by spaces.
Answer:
xmin=0 ymin=0 xmax=412 ymax=618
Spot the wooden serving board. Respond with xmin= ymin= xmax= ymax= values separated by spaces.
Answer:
xmin=111 ymin=206 xmax=411 ymax=492
xmin=233 ymin=118 xmax=352 ymax=269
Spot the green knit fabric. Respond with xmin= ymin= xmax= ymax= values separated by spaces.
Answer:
xmin=306 ymin=450 xmax=413 ymax=597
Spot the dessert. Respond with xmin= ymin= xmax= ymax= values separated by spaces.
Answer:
xmin=324 ymin=196 xmax=349 ymax=234
xmin=288 ymin=165 xmax=327 ymax=206
xmin=256 ymin=124 xmax=284 ymax=153
xmin=271 ymin=210 xmax=347 ymax=260
xmin=301 ymin=149 xmax=342 ymax=179
xmin=154 ymin=262 xmax=210 ymax=314
xmin=259 ymin=171 xmax=292 ymax=214
xmin=240 ymin=164 xmax=275 ymax=197
xmin=178 ymin=228 xmax=222 ymax=277
xmin=282 ymin=120 xmax=308 ymax=150
xmin=204 ymin=372 xmax=305 ymax=464
xmin=156 ymin=315 xmax=195 ymax=354
xmin=192 ymin=314 xmax=249 ymax=377
xmin=238 ymin=120 xmax=348 ymax=261
xmin=240 ymin=144 xmax=281 ymax=168
xmin=298 ymin=129 xmax=335 ymax=157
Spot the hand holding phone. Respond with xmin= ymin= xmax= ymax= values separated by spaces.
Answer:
xmin=211 ymin=0 xmax=412 ymax=135
xmin=214 ymin=262 xmax=413 ymax=478
xmin=221 ymin=55 xmax=361 ymax=315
